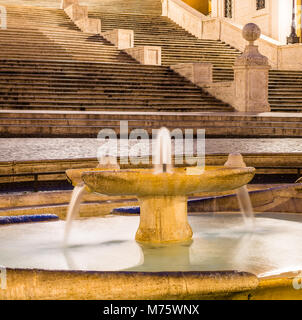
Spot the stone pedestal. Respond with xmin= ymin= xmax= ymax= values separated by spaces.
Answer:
xmin=75 ymin=18 xmax=101 ymax=34
xmin=233 ymin=60 xmax=270 ymax=112
xmin=125 ymin=46 xmax=161 ymax=66
xmin=64 ymin=3 xmax=88 ymax=22
xmin=233 ymin=24 xmax=271 ymax=113
xmin=171 ymin=63 xmax=213 ymax=86
xmin=135 ymin=196 xmax=193 ymax=243
xmin=102 ymin=29 xmax=134 ymax=50
xmin=61 ymin=0 xmax=78 ymax=10
xmin=64 ymin=3 xmax=101 ymax=34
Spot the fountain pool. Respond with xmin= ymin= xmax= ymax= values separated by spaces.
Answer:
xmin=1 ymin=128 xmax=302 ymax=299
xmin=1 ymin=214 xmax=302 ymax=278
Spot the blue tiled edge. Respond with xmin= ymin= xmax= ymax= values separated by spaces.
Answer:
xmin=0 ymin=214 xmax=59 ymax=225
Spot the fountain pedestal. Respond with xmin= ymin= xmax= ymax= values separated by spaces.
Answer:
xmin=136 ymin=195 xmax=192 ymax=243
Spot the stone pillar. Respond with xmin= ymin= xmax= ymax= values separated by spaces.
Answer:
xmin=233 ymin=23 xmax=271 ymax=113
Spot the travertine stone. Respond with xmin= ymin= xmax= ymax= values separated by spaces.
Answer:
xmin=78 ymin=166 xmax=254 ymax=244
xmin=201 ymin=23 xmax=271 ymax=112
xmin=125 ymin=46 xmax=161 ymax=65
xmin=75 ymin=17 xmax=101 ymax=34
xmin=136 ymin=195 xmax=192 ymax=243
xmin=242 ymin=23 xmax=261 ymax=44
xmin=102 ymin=29 xmax=134 ymax=50
xmin=233 ymin=64 xmax=271 ymax=112
xmin=64 ymin=3 xmax=88 ymax=22
xmin=278 ymin=44 xmax=302 ymax=70
xmin=0 ymin=269 xmax=259 ymax=300
xmin=233 ymin=24 xmax=271 ymax=112
xmin=203 ymin=81 xmax=235 ymax=107
xmin=201 ymin=17 xmax=221 ymax=40
xmin=188 ymin=184 xmax=302 ymax=214
xmin=171 ymin=63 xmax=213 ymax=86
xmin=161 ymin=0 xmax=204 ymax=39
xmin=200 ymin=17 xmax=302 ymax=70
xmin=61 ymin=0 xmax=78 ymax=10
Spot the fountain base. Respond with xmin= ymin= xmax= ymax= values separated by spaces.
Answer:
xmin=135 ymin=195 xmax=193 ymax=243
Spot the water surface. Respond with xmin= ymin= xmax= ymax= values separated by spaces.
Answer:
xmin=0 ymin=214 xmax=301 ymax=277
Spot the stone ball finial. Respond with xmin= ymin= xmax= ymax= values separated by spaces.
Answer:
xmin=242 ymin=23 xmax=261 ymax=43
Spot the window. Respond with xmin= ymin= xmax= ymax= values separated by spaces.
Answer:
xmin=224 ymin=0 xmax=232 ymax=18
xmin=256 ymin=0 xmax=265 ymax=10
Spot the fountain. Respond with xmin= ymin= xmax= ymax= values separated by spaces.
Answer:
xmin=65 ymin=128 xmax=255 ymax=244
xmin=2 ymin=128 xmax=302 ymax=299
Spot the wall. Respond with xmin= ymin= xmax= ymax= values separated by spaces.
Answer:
xmin=182 ymin=0 xmax=209 ymax=15
xmin=296 ymin=0 xmax=302 ymax=41
xmin=210 ymin=0 xmax=293 ymax=44
xmin=277 ymin=0 xmax=293 ymax=44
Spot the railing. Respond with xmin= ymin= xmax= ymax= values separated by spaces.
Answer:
xmin=200 ymin=17 xmax=302 ymax=70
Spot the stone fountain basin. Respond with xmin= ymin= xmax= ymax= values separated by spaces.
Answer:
xmin=67 ymin=166 xmax=255 ymax=196
xmin=1 ymin=213 xmax=302 ymax=299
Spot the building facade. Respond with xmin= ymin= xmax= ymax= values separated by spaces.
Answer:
xmin=186 ymin=0 xmax=302 ymax=44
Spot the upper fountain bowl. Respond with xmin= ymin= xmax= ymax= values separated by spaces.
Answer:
xmin=77 ymin=166 xmax=255 ymax=197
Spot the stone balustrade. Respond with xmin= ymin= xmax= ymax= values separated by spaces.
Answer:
xmin=201 ymin=17 xmax=302 ymax=70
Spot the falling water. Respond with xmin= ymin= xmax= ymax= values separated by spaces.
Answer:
xmin=63 ymin=157 xmax=120 ymax=246
xmin=224 ymin=153 xmax=255 ymax=228
xmin=236 ymin=185 xmax=255 ymax=228
xmin=63 ymin=184 xmax=86 ymax=246
xmin=153 ymin=127 xmax=173 ymax=174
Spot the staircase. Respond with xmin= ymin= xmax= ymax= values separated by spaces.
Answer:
xmin=0 ymin=0 xmax=301 ymax=137
xmin=0 ymin=5 xmax=135 ymax=63
xmin=0 ymin=5 xmax=232 ymax=113
xmin=87 ymin=6 xmax=302 ymax=113
xmin=91 ymin=11 xmax=240 ymax=73
xmin=2 ymin=110 xmax=302 ymax=138
xmin=80 ymin=0 xmax=162 ymax=15
xmin=0 ymin=58 xmax=231 ymax=112
xmin=210 ymin=65 xmax=302 ymax=113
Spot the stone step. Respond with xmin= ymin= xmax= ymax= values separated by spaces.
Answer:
xmin=2 ymin=109 xmax=302 ymax=121
xmin=1 ymin=122 xmax=302 ymax=138
xmin=3 ymin=116 xmax=302 ymax=129
xmin=2 ymin=3 xmax=302 ymax=114
xmin=0 ymin=84 xmax=201 ymax=92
